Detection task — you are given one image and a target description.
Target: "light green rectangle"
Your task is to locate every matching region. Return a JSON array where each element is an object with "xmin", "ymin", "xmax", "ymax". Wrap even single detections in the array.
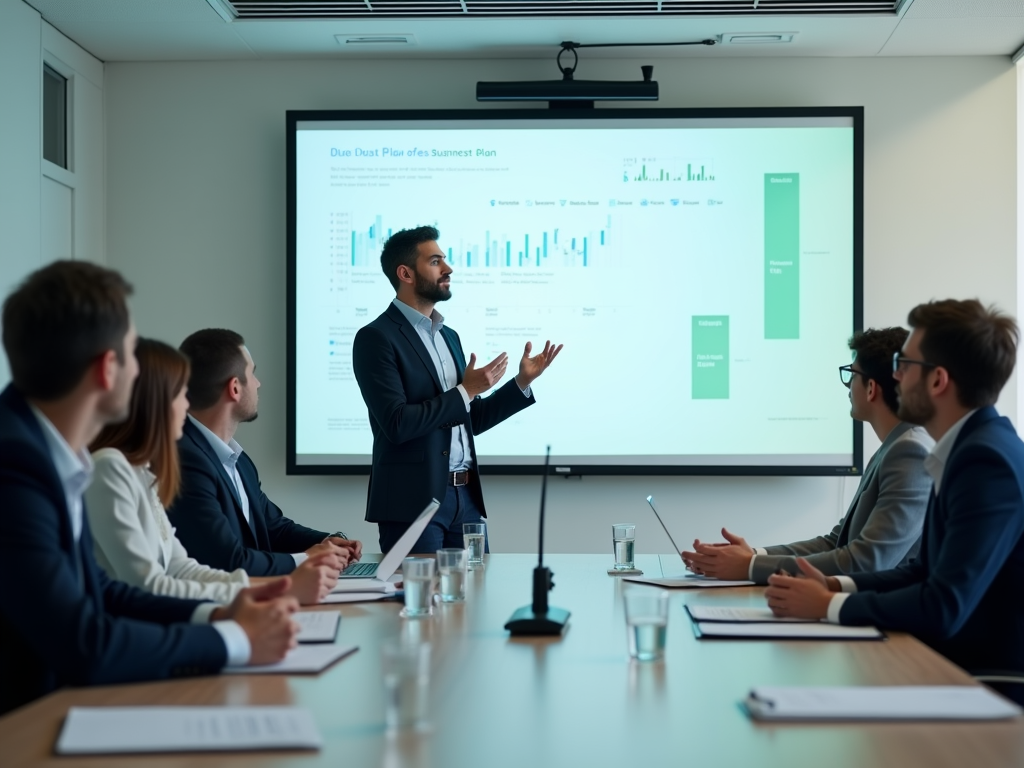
[
  {"xmin": 693, "ymin": 316, "xmax": 729, "ymax": 400},
  {"xmin": 764, "ymin": 173, "xmax": 800, "ymax": 339}
]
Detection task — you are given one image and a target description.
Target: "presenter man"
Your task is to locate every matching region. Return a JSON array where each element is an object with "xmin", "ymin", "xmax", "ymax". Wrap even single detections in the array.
[
  {"xmin": 170, "ymin": 329, "xmax": 361, "ymax": 579},
  {"xmin": 682, "ymin": 328, "xmax": 933, "ymax": 584},
  {"xmin": 353, "ymin": 226, "xmax": 562, "ymax": 552},
  {"xmin": 764, "ymin": 300, "xmax": 1024, "ymax": 690},
  {"xmin": 0, "ymin": 262, "xmax": 299, "ymax": 715}
]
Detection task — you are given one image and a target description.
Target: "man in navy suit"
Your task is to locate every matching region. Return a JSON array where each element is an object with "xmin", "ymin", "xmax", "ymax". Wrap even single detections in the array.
[
  {"xmin": 353, "ymin": 226, "xmax": 562, "ymax": 553},
  {"xmin": 0, "ymin": 262, "xmax": 299, "ymax": 715},
  {"xmin": 170, "ymin": 328, "xmax": 361, "ymax": 583},
  {"xmin": 765, "ymin": 299, "xmax": 1024, "ymax": 689}
]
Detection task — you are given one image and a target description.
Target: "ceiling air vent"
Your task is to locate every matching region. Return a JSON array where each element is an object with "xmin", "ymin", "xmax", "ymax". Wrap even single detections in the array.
[
  {"xmin": 336, "ymin": 33, "xmax": 417, "ymax": 45},
  {"xmin": 221, "ymin": 0, "xmax": 900, "ymax": 20}
]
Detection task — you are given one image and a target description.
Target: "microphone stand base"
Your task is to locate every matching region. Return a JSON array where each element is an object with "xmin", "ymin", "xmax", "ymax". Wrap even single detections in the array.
[{"xmin": 505, "ymin": 606, "xmax": 571, "ymax": 636}]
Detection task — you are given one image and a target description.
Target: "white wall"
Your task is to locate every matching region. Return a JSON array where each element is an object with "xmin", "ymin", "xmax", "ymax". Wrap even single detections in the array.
[
  {"xmin": 0, "ymin": 0, "xmax": 105, "ymax": 388},
  {"xmin": 103, "ymin": 55, "xmax": 1016, "ymax": 554}
]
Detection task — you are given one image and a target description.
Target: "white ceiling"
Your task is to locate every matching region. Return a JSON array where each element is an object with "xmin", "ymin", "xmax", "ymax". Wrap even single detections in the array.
[{"xmin": 23, "ymin": 0, "xmax": 1024, "ymax": 61}]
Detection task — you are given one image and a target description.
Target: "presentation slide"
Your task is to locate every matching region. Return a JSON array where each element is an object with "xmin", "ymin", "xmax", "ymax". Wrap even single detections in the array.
[{"xmin": 291, "ymin": 113, "xmax": 858, "ymax": 472}]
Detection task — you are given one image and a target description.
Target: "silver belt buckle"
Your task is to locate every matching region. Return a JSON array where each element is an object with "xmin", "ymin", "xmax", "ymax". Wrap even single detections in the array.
[{"xmin": 452, "ymin": 471, "xmax": 467, "ymax": 487}]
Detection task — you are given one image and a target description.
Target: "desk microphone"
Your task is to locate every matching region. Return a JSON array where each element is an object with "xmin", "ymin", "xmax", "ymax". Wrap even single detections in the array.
[{"xmin": 505, "ymin": 445, "xmax": 570, "ymax": 636}]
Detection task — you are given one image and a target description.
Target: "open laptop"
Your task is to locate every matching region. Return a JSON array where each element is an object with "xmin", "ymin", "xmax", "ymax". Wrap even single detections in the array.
[{"xmin": 336, "ymin": 499, "xmax": 441, "ymax": 581}]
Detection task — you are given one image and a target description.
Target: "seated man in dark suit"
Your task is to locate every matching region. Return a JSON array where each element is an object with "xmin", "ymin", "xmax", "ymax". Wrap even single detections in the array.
[
  {"xmin": 682, "ymin": 327, "xmax": 934, "ymax": 584},
  {"xmin": 765, "ymin": 299, "xmax": 1024, "ymax": 698},
  {"xmin": 0, "ymin": 262, "xmax": 299, "ymax": 715},
  {"xmin": 169, "ymin": 329, "xmax": 361, "ymax": 577}
]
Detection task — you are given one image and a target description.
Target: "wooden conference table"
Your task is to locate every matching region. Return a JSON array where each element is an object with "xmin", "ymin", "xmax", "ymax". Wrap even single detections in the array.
[{"xmin": 2, "ymin": 554, "xmax": 1023, "ymax": 768}]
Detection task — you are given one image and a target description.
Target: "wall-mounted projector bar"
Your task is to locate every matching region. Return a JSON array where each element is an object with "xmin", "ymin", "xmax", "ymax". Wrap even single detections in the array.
[{"xmin": 476, "ymin": 80, "xmax": 658, "ymax": 101}]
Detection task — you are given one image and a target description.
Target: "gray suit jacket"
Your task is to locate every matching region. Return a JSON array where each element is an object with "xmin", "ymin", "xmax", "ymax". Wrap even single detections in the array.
[{"xmin": 749, "ymin": 422, "xmax": 934, "ymax": 584}]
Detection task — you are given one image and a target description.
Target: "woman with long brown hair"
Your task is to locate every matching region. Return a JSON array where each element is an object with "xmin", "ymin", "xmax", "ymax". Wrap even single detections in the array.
[{"xmin": 85, "ymin": 338, "xmax": 334, "ymax": 603}]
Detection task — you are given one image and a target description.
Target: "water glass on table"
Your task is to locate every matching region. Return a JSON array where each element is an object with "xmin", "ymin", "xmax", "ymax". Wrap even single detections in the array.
[
  {"xmin": 401, "ymin": 557, "xmax": 435, "ymax": 618},
  {"xmin": 463, "ymin": 522, "xmax": 486, "ymax": 565},
  {"xmin": 436, "ymin": 548, "xmax": 468, "ymax": 602},
  {"xmin": 624, "ymin": 588, "xmax": 669, "ymax": 662},
  {"xmin": 381, "ymin": 640, "xmax": 431, "ymax": 733},
  {"xmin": 612, "ymin": 524, "xmax": 636, "ymax": 570}
]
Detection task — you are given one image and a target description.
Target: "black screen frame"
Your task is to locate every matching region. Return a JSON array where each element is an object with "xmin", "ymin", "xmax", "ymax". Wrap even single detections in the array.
[{"xmin": 286, "ymin": 106, "xmax": 864, "ymax": 477}]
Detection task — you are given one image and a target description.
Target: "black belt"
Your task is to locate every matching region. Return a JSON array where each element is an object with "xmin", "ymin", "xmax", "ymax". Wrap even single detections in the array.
[{"xmin": 448, "ymin": 470, "xmax": 472, "ymax": 487}]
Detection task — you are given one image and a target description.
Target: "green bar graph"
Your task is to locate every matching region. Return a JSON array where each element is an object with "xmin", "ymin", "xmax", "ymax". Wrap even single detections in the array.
[
  {"xmin": 764, "ymin": 173, "xmax": 800, "ymax": 339},
  {"xmin": 692, "ymin": 316, "xmax": 729, "ymax": 400}
]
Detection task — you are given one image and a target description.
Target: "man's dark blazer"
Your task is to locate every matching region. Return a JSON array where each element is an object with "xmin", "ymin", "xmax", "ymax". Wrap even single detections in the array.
[
  {"xmin": 0, "ymin": 385, "xmax": 227, "ymax": 715},
  {"xmin": 168, "ymin": 418, "xmax": 327, "ymax": 577},
  {"xmin": 840, "ymin": 407, "xmax": 1024, "ymax": 674},
  {"xmin": 352, "ymin": 302, "xmax": 535, "ymax": 524}
]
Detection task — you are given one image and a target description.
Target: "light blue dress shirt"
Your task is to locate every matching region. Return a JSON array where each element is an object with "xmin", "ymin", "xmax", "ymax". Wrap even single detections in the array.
[{"xmin": 30, "ymin": 406, "xmax": 251, "ymax": 665}]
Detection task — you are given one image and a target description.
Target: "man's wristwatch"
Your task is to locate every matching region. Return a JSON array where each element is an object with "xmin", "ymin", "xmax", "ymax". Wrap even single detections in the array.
[{"xmin": 329, "ymin": 531, "xmax": 349, "ymax": 540}]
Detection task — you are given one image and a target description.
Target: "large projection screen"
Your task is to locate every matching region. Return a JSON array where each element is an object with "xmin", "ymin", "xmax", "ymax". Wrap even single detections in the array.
[{"xmin": 287, "ymin": 108, "xmax": 863, "ymax": 476}]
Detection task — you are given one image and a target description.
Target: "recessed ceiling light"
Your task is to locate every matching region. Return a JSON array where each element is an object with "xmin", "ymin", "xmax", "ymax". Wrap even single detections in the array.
[
  {"xmin": 335, "ymin": 34, "xmax": 417, "ymax": 46},
  {"xmin": 722, "ymin": 33, "xmax": 798, "ymax": 45}
]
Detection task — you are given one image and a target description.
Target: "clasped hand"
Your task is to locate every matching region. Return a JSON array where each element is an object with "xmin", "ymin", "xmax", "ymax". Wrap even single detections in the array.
[{"xmin": 763, "ymin": 558, "xmax": 838, "ymax": 620}]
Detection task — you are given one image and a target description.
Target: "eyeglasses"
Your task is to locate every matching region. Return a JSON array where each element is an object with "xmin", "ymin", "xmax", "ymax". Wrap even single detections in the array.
[
  {"xmin": 838, "ymin": 364, "xmax": 865, "ymax": 388},
  {"xmin": 892, "ymin": 351, "xmax": 938, "ymax": 375}
]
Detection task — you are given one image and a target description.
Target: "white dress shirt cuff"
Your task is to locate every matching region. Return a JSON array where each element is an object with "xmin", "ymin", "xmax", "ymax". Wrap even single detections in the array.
[
  {"xmin": 190, "ymin": 603, "xmax": 252, "ymax": 666},
  {"xmin": 518, "ymin": 381, "xmax": 532, "ymax": 398},
  {"xmin": 835, "ymin": 575, "xmax": 858, "ymax": 593},
  {"xmin": 754, "ymin": 547, "xmax": 767, "ymax": 556},
  {"xmin": 748, "ymin": 555, "xmax": 757, "ymax": 580},
  {"xmin": 826, "ymin": 592, "xmax": 852, "ymax": 625},
  {"xmin": 292, "ymin": 553, "xmax": 308, "ymax": 567},
  {"xmin": 456, "ymin": 384, "xmax": 471, "ymax": 411}
]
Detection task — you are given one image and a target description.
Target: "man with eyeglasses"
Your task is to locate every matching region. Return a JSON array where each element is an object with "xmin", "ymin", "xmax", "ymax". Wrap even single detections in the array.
[
  {"xmin": 765, "ymin": 300, "xmax": 1024, "ymax": 700},
  {"xmin": 682, "ymin": 327, "xmax": 933, "ymax": 584}
]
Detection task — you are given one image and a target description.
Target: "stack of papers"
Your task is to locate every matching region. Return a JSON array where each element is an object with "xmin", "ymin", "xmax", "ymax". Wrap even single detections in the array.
[
  {"xmin": 624, "ymin": 576, "xmax": 755, "ymax": 589},
  {"xmin": 222, "ymin": 643, "xmax": 358, "ymax": 674},
  {"xmin": 694, "ymin": 622, "xmax": 883, "ymax": 640},
  {"xmin": 745, "ymin": 686, "xmax": 1022, "ymax": 721},
  {"xmin": 685, "ymin": 606, "xmax": 819, "ymax": 623},
  {"xmin": 294, "ymin": 611, "xmax": 341, "ymax": 643},
  {"xmin": 56, "ymin": 706, "xmax": 323, "ymax": 754}
]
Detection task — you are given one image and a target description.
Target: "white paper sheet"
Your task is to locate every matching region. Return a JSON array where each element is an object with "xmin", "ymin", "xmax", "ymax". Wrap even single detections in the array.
[
  {"xmin": 745, "ymin": 686, "xmax": 1022, "ymax": 721},
  {"xmin": 696, "ymin": 622, "xmax": 882, "ymax": 639},
  {"xmin": 625, "ymin": 576, "xmax": 755, "ymax": 589},
  {"xmin": 294, "ymin": 611, "xmax": 341, "ymax": 642},
  {"xmin": 329, "ymin": 577, "xmax": 399, "ymax": 594},
  {"xmin": 55, "ymin": 706, "xmax": 323, "ymax": 754},
  {"xmin": 686, "ymin": 606, "xmax": 819, "ymax": 623},
  {"xmin": 222, "ymin": 643, "xmax": 358, "ymax": 674}
]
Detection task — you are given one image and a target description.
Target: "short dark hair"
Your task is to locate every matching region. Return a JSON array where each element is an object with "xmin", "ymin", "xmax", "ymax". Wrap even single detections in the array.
[
  {"xmin": 907, "ymin": 299, "xmax": 1018, "ymax": 409},
  {"xmin": 849, "ymin": 327, "xmax": 909, "ymax": 414},
  {"xmin": 179, "ymin": 329, "xmax": 247, "ymax": 410},
  {"xmin": 2, "ymin": 260, "xmax": 133, "ymax": 400},
  {"xmin": 380, "ymin": 226, "xmax": 439, "ymax": 290}
]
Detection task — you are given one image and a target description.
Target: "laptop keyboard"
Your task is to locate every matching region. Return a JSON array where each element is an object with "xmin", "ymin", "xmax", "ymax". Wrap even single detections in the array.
[{"xmin": 341, "ymin": 561, "xmax": 378, "ymax": 577}]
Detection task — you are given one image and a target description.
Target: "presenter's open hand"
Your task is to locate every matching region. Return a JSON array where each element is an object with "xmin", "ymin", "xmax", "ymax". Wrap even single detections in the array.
[
  {"xmin": 288, "ymin": 554, "xmax": 341, "ymax": 605},
  {"xmin": 463, "ymin": 352, "xmax": 509, "ymax": 397},
  {"xmin": 214, "ymin": 577, "xmax": 300, "ymax": 665},
  {"xmin": 764, "ymin": 558, "xmax": 835, "ymax": 620},
  {"xmin": 515, "ymin": 340, "xmax": 564, "ymax": 390},
  {"xmin": 681, "ymin": 528, "xmax": 755, "ymax": 580}
]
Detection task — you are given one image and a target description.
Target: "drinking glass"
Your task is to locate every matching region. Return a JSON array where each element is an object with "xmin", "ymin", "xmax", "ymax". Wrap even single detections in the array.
[
  {"xmin": 463, "ymin": 522, "xmax": 486, "ymax": 565},
  {"xmin": 400, "ymin": 557, "xmax": 434, "ymax": 618},
  {"xmin": 624, "ymin": 588, "xmax": 669, "ymax": 661},
  {"xmin": 435, "ymin": 548, "xmax": 468, "ymax": 602},
  {"xmin": 612, "ymin": 524, "xmax": 636, "ymax": 570},
  {"xmin": 382, "ymin": 640, "xmax": 431, "ymax": 732}
]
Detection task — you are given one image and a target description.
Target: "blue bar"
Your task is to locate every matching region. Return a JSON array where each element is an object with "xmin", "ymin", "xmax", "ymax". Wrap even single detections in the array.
[
  {"xmin": 518, "ymin": 251, "xmax": 523, "ymax": 267},
  {"xmin": 583, "ymin": 237, "xmax": 588, "ymax": 267},
  {"xmin": 351, "ymin": 231, "xmax": 356, "ymax": 266},
  {"xmin": 387, "ymin": 228, "xmax": 392, "ymax": 238},
  {"xmin": 543, "ymin": 232, "xmax": 548, "ymax": 258},
  {"xmin": 369, "ymin": 225, "xmax": 374, "ymax": 239},
  {"xmin": 506, "ymin": 242, "xmax": 511, "ymax": 267},
  {"xmin": 525, "ymin": 235, "xmax": 529, "ymax": 266},
  {"xmin": 536, "ymin": 247, "xmax": 540, "ymax": 266},
  {"xmin": 571, "ymin": 238, "xmax": 576, "ymax": 250},
  {"xmin": 600, "ymin": 230, "xmax": 605, "ymax": 245},
  {"xmin": 448, "ymin": 247, "xmax": 452, "ymax": 261},
  {"xmin": 554, "ymin": 228, "xmax": 559, "ymax": 246},
  {"xmin": 467, "ymin": 251, "xmax": 471, "ymax": 268}
]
